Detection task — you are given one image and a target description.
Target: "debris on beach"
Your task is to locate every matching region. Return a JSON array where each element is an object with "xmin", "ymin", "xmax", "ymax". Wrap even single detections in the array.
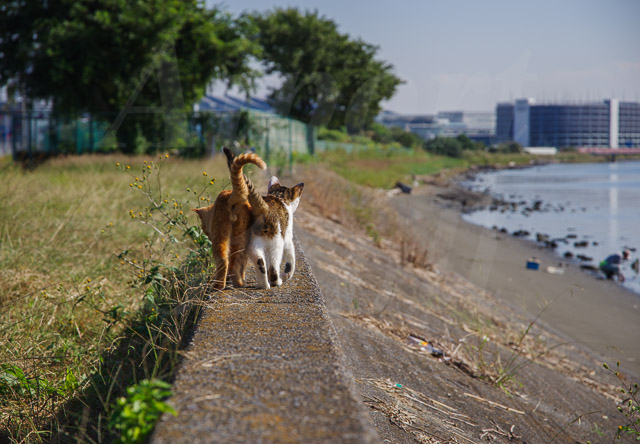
[
  {"xmin": 526, "ymin": 258, "xmax": 540, "ymax": 270},
  {"xmin": 387, "ymin": 181, "xmax": 413, "ymax": 197},
  {"xmin": 546, "ymin": 266, "xmax": 565, "ymax": 275},
  {"xmin": 395, "ymin": 181, "xmax": 413, "ymax": 194},
  {"xmin": 536, "ymin": 233, "xmax": 550, "ymax": 243},
  {"xmin": 408, "ymin": 335, "xmax": 444, "ymax": 357}
]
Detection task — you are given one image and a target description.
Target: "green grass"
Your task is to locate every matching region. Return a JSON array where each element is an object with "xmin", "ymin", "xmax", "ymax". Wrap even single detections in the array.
[
  {"xmin": 319, "ymin": 147, "xmax": 467, "ymax": 189},
  {"xmin": 317, "ymin": 145, "xmax": 619, "ymax": 190},
  {"xmin": 0, "ymin": 153, "xmax": 240, "ymax": 441}
]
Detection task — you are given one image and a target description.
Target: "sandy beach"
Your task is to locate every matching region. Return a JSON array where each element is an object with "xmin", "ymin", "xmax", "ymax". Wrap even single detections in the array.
[{"xmin": 389, "ymin": 181, "xmax": 640, "ymax": 377}]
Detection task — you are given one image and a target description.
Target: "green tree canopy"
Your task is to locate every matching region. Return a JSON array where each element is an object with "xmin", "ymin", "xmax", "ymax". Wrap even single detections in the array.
[
  {"xmin": 248, "ymin": 8, "xmax": 402, "ymax": 132},
  {"xmin": 0, "ymin": 0, "xmax": 258, "ymax": 148}
]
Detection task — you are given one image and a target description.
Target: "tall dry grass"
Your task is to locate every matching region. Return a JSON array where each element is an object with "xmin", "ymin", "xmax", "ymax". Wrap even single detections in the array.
[
  {"xmin": 295, "ymin": 164, "xmax": 431, "ymax": 269},
  {"xmin": 0, "ymin": 153, "xmax": 243, "ymax": 441}
]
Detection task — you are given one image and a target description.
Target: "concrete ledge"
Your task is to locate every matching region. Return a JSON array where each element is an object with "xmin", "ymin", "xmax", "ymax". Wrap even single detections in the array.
[{"xmin": 151, "ymin": 238, "xmax": 378, "ymax": 443}]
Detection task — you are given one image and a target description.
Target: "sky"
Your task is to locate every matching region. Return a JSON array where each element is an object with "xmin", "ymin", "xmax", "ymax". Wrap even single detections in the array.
[{"xmin": 211, "ymin": 0, "xmax": 640, "ymax": 115}]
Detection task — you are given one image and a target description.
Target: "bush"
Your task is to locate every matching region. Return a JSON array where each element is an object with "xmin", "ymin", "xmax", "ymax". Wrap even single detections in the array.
[
  {"xmin": 317, "ymin": 127, "xmax": 351, "ymax": 142},
  {"xmin": 423, "ymin": 136, "xmax": 463, "ymax": 158},
  {"xmin": 391, "ymin": 127, "xmax": 423, "ymax": 148},
  {"xmin": 369, "ymin": 122, "xmax": 393, "ymax": 144},
  {"xmin": 489, "ymin": 141, "xmax": 523, "ymax": 154}
]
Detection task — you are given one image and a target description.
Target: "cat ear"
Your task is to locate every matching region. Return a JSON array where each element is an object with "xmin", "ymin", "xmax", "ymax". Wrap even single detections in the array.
[
  {"xmin": 293, "ymin": 183, "xmax": 304, "ymax": 197},
  {"xmin": 268, "ymin": 176, "xmax": 280, "ymax": 191}
]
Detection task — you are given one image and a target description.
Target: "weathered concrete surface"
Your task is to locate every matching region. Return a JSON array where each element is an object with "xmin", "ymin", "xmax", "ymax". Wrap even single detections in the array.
[{"xmin": 151, "ymin": 239, "xmax": 378, "ymax": 444}]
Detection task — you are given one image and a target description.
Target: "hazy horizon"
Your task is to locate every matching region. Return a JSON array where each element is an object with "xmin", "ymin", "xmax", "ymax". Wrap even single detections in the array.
[{"xmin": 211, "ymin": 0, "xmax": 640, "ymax": 115}]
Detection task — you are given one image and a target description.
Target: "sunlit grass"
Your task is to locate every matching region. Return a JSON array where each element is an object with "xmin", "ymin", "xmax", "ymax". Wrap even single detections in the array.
[
  {"xmin": 319, "ymin": 148, "xmax": 467, "ymax": 189},
  {"xmin": 0, "ymin": 153, "xmax": 233, "ymax": 440}
]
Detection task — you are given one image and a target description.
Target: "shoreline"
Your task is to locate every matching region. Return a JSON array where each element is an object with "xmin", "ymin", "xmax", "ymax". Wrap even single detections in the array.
[
  {"xmin": 296, "ymin": 163, "xmax": 637, "ymax": 442},
  {"xmin": 456, "ymin": 161, "xmax": 640, "ymax": 296},
  {"xmin": 387, "ymin": 179, "xmax": 640, "ymax": 377}
]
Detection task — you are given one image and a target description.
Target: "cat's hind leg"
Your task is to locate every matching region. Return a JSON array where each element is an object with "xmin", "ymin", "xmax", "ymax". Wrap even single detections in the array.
[
  {"xmin": 211, "ymin": 227, "xmax": 231, "ymax": 290},
  {"xmin": 211, "ymin": 252, "xmax": 229, "ymax": 290},
  {"xmin": 267, "ymin": 238, "xmax": 284, "ymax": 287},
  {"xmin": 282, "ymin": 239, "xmax": 296, "ymax": 281},
  {"xmin": 250, "ymin": 248, "xmax": 270, "ymax": 289},
  {"xmin": 229, "ymin": 223, "xmax": 249, "ymax": 287}
]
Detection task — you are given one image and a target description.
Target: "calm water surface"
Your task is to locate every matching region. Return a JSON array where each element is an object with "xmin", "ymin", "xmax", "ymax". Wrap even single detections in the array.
[{"xmin": 463, "ymin": 160, "xmax": 640, "ymax": 295}]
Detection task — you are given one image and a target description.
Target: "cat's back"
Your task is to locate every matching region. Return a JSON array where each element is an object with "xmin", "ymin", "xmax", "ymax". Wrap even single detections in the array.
[{"xmin": 253, "ymin": 195, "xmax": 289, "ymax": 238}]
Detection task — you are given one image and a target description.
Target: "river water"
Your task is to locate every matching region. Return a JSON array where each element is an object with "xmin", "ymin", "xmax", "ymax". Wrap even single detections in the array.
[{"xmin": 462, "ymin": 160, "xmax": 640, "ymax": 295}]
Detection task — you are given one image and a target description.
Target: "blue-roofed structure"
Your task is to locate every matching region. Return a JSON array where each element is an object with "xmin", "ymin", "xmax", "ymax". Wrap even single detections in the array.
[{"xmin": 197, "ymin": 94, "xmax": 274, "ymax": 114}]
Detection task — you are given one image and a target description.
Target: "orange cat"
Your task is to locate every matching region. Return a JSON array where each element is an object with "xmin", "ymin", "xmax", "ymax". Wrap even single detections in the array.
[{"xmin": 192, "ymin": 148, "xmax": 266, "ymax": 289}]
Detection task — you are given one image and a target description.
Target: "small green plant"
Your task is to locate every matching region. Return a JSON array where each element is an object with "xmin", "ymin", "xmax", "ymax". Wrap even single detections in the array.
[
  {"xmin": 603, "ymin": 361, "xmax": 640, "ymax": 440},
  {"xmin": 110, "ymin": 379, "xmax": 177, "ymax": 443}
]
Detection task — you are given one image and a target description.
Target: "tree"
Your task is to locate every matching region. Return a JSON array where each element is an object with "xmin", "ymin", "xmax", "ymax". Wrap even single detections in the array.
[
  {"xmin": 248, "ymin": 8, "xmax": 402, "ymax": 132},
  {"xmin": 0, "ymin": 0, "xmax": 259, "ymax": 151}
]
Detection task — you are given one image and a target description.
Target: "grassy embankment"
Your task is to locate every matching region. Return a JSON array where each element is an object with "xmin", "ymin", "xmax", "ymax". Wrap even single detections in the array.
[
  {"xmin": 317, "ymin": 146, "xmax": 610, "ymax": 189},
  {"xmin": 0, "ymin": 154, "xmax": 234, "ymax": 441}
]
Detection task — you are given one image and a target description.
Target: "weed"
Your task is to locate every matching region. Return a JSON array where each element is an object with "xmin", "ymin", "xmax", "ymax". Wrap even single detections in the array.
[
  {"xmin": 400, "ymin": 236, "xmax": 431, "ymax": 270},
  {"xmin": 109, "ymin": 379, "xmax": 176, "ymax": 444},
  {"xmin": 603, "ymin": 361, "xmax": 640, "ymax": 440}
]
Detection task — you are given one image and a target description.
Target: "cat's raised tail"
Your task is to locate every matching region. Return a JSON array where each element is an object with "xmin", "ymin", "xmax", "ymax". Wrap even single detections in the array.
[{"xmin": 223, "ymin": 147, "xmax": 267, "ymax": 205}]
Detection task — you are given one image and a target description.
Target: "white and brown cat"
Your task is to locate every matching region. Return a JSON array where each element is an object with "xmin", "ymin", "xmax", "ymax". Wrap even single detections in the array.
[{"xmin": 245, "ymin": 175, "xmax": 304, "ymax": 289}]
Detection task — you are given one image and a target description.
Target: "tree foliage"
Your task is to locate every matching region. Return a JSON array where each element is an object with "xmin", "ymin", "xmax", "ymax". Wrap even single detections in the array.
[
  {"xmin": 369, "ymin": 123, "xmax": 423, "ymax": 148},
  {"xmin": 249, "ymin": 8, "xmax": 403, "ymax": 132},
  {"xmin": 0, "ymin": 0, "xmax": 259, "ymax": 151}
]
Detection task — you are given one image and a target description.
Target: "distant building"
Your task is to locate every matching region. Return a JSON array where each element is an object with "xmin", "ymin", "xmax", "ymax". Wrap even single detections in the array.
[
  {"xmin": 376, "ymin": 110, "xmax": 495, "ymax": 144},
  {"xmin": 197, "ymin": 94, "xmax": 274, "ymax": 114},
  {"xmin": 497, "ymin": 98, "xmax": 640, "ymax": 148},
  {"xmin": 495, "ymin": 103, "xmax": 514, "ymax": 143}
]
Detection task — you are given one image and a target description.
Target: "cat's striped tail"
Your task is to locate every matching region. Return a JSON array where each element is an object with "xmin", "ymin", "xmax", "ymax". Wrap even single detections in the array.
[
  {"xmin": 224, "ymin": 147, "xmax": 266, "ymax": 203},
  {"xmin": 246, "ymin": 175, "xmax": 270, "ymax": 216}
]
